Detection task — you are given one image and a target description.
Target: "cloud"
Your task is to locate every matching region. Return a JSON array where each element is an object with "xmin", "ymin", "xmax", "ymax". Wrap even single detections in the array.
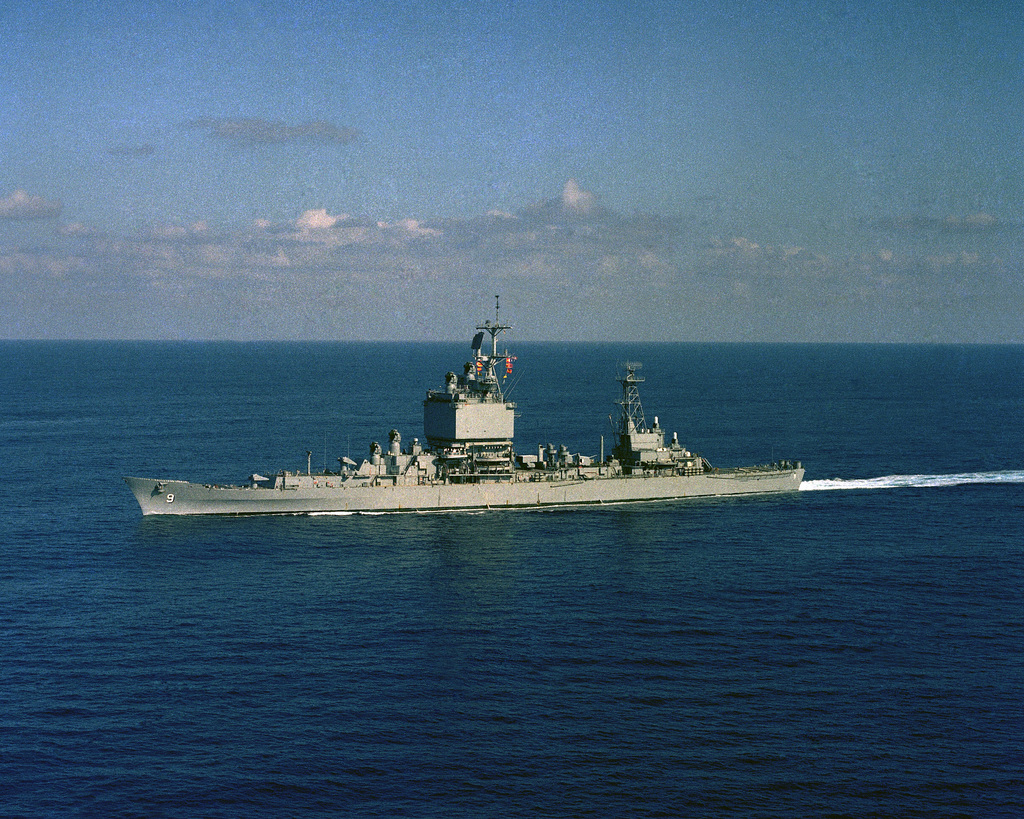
[
  {"xmin": 561, "ymin": 179, "xmax": 596, "ymax": 214},
  {"xmin": 869, "ymin": 212, "xmax": 1014, "ymax": 234},
  {"xmin": 147, "ymin": 222, "xmax": 210, "ymax": 241},
  {"xmin": 183, "ymin": 117, "xmax": 361, "ymax": 147},
  {"xmin": 389, "ymin": 218, "xmax": 442, "ymax": 238},
  {"xmin": 259, "ymin": 210, "xmax": 444, "ymax": 247},
  {"xmin": 705, "ymin": 235, "xmax": 828, "ymax": 270},
  {"xmin": 522, "ymin": 179, "xmax": 607, "ymax": 221},
  {"xmin": 107, "ymin": 144, "xmax": 157, "ymax": 157},
  {"xmin": 295, "ymin": 208, "xmax": 348, "ymax": 231},
  {"xmin": 57, "ymin": 222, "xmax": 106, "ymax": 238},
  {"xmin": 0, "ymin": 190, "xmax": 62, "ymax": 220},
  {"xmin": 2, "ymin": 183, "xmax": 1020, "ymax": 342}
]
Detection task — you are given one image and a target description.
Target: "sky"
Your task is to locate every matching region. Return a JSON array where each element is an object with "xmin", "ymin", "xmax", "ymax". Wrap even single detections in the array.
[{"xmin": 1, "ymin": 0, "xmax": 1021, "ymax": 341}]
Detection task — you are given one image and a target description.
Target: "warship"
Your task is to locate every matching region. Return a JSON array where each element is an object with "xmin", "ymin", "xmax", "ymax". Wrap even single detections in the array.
[{"xmin": 125, "ymin": 305, "xmax": 803, "ymax": 515}]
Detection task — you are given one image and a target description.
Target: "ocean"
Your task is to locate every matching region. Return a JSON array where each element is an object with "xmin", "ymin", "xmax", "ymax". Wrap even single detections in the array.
[{"xmin": 2, "ymin": 341, "xmax": 1022, "ymax": 817}]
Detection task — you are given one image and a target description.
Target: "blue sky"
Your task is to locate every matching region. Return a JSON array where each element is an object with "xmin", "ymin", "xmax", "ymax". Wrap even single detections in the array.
[{"xmin": 1, "ymin": 0, "xmax": 1021, "ymax": 340}]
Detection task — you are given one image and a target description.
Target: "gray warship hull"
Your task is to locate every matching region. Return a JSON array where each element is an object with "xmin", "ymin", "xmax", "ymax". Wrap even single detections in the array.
[
  {"xmin": 125, "ymin": 303, "xmax": 804, "ymax": 517},
  {"xmin": 125, "ymin": 466, "xmax": 803, "ymax": 516}
]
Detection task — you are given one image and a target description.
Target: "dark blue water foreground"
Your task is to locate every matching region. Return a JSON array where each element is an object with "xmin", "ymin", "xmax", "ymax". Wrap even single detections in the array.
[{"xmin": 2, "ymin": 342, "xmax": 1023, "ymax": 817}]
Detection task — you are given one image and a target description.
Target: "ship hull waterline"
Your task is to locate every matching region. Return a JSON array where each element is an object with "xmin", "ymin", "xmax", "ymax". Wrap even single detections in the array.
[{"xmin": 125, "ymin": 468, "xmax": 804, "ymax": 516}]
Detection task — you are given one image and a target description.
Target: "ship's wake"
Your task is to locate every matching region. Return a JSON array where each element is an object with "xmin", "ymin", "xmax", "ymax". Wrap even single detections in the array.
[{"xmin": 800, "ymin": 470, "xmax": 1024, "ymax": 492}]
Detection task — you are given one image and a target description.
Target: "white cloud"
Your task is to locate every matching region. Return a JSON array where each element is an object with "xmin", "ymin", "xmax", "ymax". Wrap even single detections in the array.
[
  {"xmin": 561, "ymin": 179, "xmax": 596, "ymax": 214},
  {"xmin": 296, "ymin": 208, "xmax": 347, "ymax": 231},
  {"xmin": 0, "ymin": 189, "xmax": 62, "ymax": 220},
  {"xmin": 3, "ymin": 183, "xmax": 1018, "ymax": 342},
  {"xmin": 57, "ymin": 222, "xmax": 104, "ymax": 237},
  {"xmin": 394, "ymin": 218, "xmax": 441, "ymax": 238}
]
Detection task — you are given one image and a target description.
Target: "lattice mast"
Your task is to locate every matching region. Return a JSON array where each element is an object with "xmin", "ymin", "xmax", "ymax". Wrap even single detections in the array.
[{"xmin": 617, "ymin": 362, "xmax": 647, "ymax": 435}]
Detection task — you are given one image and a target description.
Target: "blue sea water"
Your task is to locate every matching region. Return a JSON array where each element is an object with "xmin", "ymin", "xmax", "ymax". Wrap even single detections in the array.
[{"xmin": 2, "ymin": 341, "xmax": 1023, "ymax": 817}]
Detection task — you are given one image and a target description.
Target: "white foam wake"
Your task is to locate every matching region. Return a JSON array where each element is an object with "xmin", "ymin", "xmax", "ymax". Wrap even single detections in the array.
[{"xmin": 800, "ymin": 470, "xmax": 1024, "ymax": 491}]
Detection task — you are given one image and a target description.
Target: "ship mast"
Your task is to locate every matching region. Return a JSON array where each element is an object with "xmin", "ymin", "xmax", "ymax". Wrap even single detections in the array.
[
  {"xmin": 472, "ymin": 294, "xmax": 513, "ymax": 398},
  {"xmin": 478, "ymin": 294, "xmax": 511, "ymax": 357},
  {"xmin": 617, "ymin": 362, "xmax": 647, "ymax": 435},
  {"xmin": 613, "ymin": 361, "xmax": 665, "ymax": 469}
]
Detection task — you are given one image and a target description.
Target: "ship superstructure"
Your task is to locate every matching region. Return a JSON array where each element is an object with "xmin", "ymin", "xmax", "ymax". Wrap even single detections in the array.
[
  {"xmin": 612, "ymin": 362, "xmax": 707, "ymax": 477},
  {"xmin": 423, "ymin": 313, "xmax": 516, "ymax": 483},
  {"xmin": 125, "ymin": 303, "xmax": 803, "ymax": 515}
]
